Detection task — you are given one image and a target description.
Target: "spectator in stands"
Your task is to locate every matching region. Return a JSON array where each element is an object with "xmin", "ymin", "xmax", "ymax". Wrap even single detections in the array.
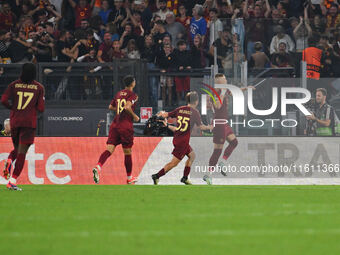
[
  {"xmin": 326, "ymin": 3, "xmax": 340, "ymax": 31},
  {"xmin": 67, "ymin": 0, "xmax": 95, "ymax": 28},
  {"xmin": 79, "ymin": 18, "xmax": 90, "ymax": 31},
  {"xmin": 134, "ymin": 0, "xmax": 153, "ymax": 33},
  {"xmin": 0, "ymin": 2, "xmax": 16, "ymax": 31},
  {"xmin": 156, "ymin": 43, "xmax": 175, "ymax": 106},
  {"xmin": 311, "ymin": 14, "xmax": 327, "ymax": 35},
  {"xmin": 107, "ymin": 0, "xmax": 126, "ymax": 33},
  {"xmin": 208, "ymin": 8, "xmax": 223, "ymax": 47},
  {"xmin": 190, "ymin": 4, "xmax": 207, "ymax": 43},
  {"xmin": 141, "ymin": 34, "xmax": 158, "ymax": 107},
  {"xmin": 56, "ymin": 30, "xmax": 74, "ymax": 62},
  {"xmin": 0, "ymin": 30, "xmax": 11, "ymax": 64},
  {"xmin": 249, "ymin": 41, "xmax": 270, "ymax": 69},
  {"xmin": 231, "ymin": 8, "xmax": 245, "ymax": 52},
  {"xmin": 77, "ymin": 48, "xmax": 102, "ymax": 98},
  {"xmin": 209, "ymin": 27, "xmax": 233, "ymax": 69},
  {"xmin": 112, "ymin": 39, "xmax": 126, "ymax": 59},
  {"xmin": 271, "ymin": 42, "xmax": 293, "ymax": 68},
  {"xmin": 8, "ymin": 31, "xmax": 33, "ymax": 63},
  {"xmin": 35, "ymin": 31, "xmax": 54, "ymax": 62},
  {"xmin": 293, "ymin": 16, "xmax": 313, "ymax": 53},
  {"xmin": 98, "ymin": 0, "xmax": 112, "ymax": 25},
  {"xmin": 270, "ymin": 25, "xmax": 295, "ymax": 55},
  {"xmin": 151, "ymin": 20, "xmax": 169, "ymax": 53},
  {"xmin": 165, "ymin": 12, "xmax": 185, "ymax": 47},
  {"xmin": 202, "ymin": 0, "xmax": 216, "ymax": 18},
  {"xmin": 243, "ymin": 0, "xmax": 271, "ymax": 60},
  {"xmin": 190, "ymin": 34, "xmax": 207, "ymax": 68},
  {"xmin": 97, "ymin": 32, "xmax": 113, "ymax": 62},
  {"xmin": 125, "ymin": 39, "xmax": 140, "ymax": 59},
  {"xmin": 173, "ymin": 40, "xmax": 191, "ymax": 104},
  {"xmin": 125, "ymin": 9, "xmax": 144, "ymax": 36},
  {"xmin": 154, "ymin": 0, "xmax": 172, "ymax": 21},
  {"xmin": 176, "ymin": 4, "xmax": 191, "ymax": 29},
  {"xmin": 119, "ymin": 22, "xmax": 143, "ymax": 50}
]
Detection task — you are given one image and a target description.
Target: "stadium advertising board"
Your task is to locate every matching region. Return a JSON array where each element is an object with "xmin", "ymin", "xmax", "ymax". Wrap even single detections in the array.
[{"xmin": 1, "ymin": 137, "xmax": 339, "ymax": 185}]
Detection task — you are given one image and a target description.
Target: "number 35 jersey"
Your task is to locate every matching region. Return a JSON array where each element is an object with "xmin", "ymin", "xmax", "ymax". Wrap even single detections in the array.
[
  {"xmin": 168, "ymin": 106, "xmax": 202, "ymax": 146},
  {"xmin": 1, "ymin": 79, "xmax": 45, "ymax": 129},
  {"xmin": 110, "ymin": 89, "xmax": 138, "ymax": 130}
]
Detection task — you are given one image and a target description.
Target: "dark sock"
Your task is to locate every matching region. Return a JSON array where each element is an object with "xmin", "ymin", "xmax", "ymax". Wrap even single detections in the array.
[
  {"xmin": 209, "ymin": 148, "xmax": 222, "ymax": 167},
  {"xmin": 12, "ymin": 153, "xmax": 26, "ymax": 179},
  {"xmin": 124, "ymin": 154, "xmax": 132, "ymax": 176},
  {"xmin": 98, "ymin": 150, "xmax": 111, "ymax": 167},
  {"xmin": 223, "ymin": 139, "xmax": 238, "ymax": 160},
  {"xmin": 8, "ymin": 149, "xmax": 17, "ymax": 162},
  {"xmin": 183, "ymin": 166, "xmax": 191, "ymax": 177},
  {"xmin": 156, "ymin": 168, "xmax": 166, "ymax": 178}
]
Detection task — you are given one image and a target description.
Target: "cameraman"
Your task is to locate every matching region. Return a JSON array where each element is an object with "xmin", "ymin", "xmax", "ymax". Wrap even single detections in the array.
[{"xmin": 306, "ymin": 88, "xmax": 335, "ymax": 136}]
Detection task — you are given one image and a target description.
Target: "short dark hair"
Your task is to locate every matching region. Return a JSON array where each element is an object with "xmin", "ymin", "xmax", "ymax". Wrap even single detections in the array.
[
  {"xmin": 316, "ymin": 88, "xmax": 327, "ymax": 96},
  {"xmin": 215, "ymin": 73, "xmax": 225, "ymax": 79},
  {"xmin": 185, "ymin": 91, "xmax": 199, "ymax": 104},
  {"xmin": 209, "ymin": 8, "xmax": 218, "ymax": 14},
  {"xmin": 123, "ymin": 75, "xmax": 135, "ymax": 87},
  {"xmin": 177, "ymin": 40, "xmax": 186, "ymax": 47},
  {"xmin": 20, "ymin": 63, "xmax": 36, "ymax": 83}
]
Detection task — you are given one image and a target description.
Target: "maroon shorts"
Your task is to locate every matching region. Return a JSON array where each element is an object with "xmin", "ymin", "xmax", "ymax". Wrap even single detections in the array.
[
  {"xmin": 213, "ymin": 124, "xmax": 234, "ymax": 144},
  {"xmin": 107, "ymin": 126, "xmax": 134, "ymax": 148},
  {"xmin": 11, "ymin": 127, "xmax": 36, "ymax": 145},
  {"xmin": 172, "ymin": 143, "xmax": 192, "ymax": 160}
]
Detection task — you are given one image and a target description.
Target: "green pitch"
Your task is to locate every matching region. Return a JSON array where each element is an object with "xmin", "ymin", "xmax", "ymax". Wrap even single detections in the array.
[{"xmin": 1, "ymin": 185, "xmax": 340, "ymax": 254}]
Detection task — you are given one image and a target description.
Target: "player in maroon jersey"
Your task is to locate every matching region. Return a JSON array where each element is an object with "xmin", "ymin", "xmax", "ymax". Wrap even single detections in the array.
[
  {"xmin": 203, "ymin": 73, "xmax": 254, "ymax": 185},
  {"xmin": 92, "ymin": 75, "xmax": 140, "ymax": 184},
  {"xmin": 1, "ymin": 63, "xmax": 45, "ymax": 190},
  {"xmin": 151, "ymin": 91, "xmax": 212, "ymax": 185}
]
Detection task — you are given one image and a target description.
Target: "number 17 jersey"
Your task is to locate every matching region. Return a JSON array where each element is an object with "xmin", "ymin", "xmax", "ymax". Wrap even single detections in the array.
[
  {"xmin": 110, "ymin": 89, "xmax": 138, "ymax": 130},
  {"xmin": 1, "ymin": 79, "xmax": 45, "ymax": 129}
]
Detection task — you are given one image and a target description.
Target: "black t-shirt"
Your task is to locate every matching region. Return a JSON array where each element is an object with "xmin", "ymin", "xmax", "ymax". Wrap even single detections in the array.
[
  {"xmin": 8, "ymin": 40, "xmax": 30, "ymax": 63},
  {"xmin": 56, "ymin": 40, "xmax": 71, "ymax": 62},
  {"xmin": 36, "ymin": 43, "xmax": 52, "ymax": 62}
]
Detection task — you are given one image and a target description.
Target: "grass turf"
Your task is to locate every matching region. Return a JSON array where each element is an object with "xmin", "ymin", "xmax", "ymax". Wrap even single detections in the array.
[{"xmin": 1, "ymin": 185, "xmax": 340, "ymax": 254}]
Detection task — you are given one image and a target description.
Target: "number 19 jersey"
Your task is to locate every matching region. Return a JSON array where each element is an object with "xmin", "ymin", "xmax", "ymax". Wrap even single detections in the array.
[{"xmin": 110, "ymin": 89, "xmax": 138, "ymax": 130}]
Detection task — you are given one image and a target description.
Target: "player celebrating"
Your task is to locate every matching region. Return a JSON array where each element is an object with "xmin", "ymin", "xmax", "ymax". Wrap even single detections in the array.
[
  {"xmin": 1, "ymin": 63, "xmax": 45, "ymax": 190},
  {"xmin": 203, "ymin": 73, "xmax": 254, "ymax": 185},
  {"xmin": 92, "ymin": 75, "xmax": 140, "ymax": 184},
  {"xmin": 1, "ymin": 119, "xmax": 18, "ymax": 180},
  {"xmin": 152, "ymin": 91, "xmax": 211, "ymax": 185}
]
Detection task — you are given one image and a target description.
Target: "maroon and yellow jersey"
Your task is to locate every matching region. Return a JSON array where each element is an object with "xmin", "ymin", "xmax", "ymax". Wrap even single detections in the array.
[
  {"xmin": 1, "ymin": 79, "xmax": 45, "ymax": 129},
  {"xmin": 110, "ymin": 89, "xmax": 138, "ymax": 130},
  {"xmin": 168, "ymin": 106, "xmax": 202, "ymax": 146}
]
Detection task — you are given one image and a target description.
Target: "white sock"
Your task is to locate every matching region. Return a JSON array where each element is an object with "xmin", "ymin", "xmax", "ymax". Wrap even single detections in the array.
[
  {"xmin": 9, "ymin": 177, "xmax": 16, "ymax": 184},
  {"xmin": 96, "ymin": 165, "xmax": 101, "ymax": 171},
  {"xmin": 127, "ymin": 176, "xmax": 132, "ymax": 180}
]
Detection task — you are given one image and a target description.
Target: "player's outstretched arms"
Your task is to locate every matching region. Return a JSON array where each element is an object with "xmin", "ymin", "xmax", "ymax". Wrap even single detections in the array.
[{"xmin": 124, "ymin": 101, "xmax": 140, "ymax": 122}]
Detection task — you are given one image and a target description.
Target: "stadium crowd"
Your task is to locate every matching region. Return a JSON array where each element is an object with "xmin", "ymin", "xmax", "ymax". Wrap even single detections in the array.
[{"xmin": 1, "ymin": 0, "xmax": 340, "ymax": 104}]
